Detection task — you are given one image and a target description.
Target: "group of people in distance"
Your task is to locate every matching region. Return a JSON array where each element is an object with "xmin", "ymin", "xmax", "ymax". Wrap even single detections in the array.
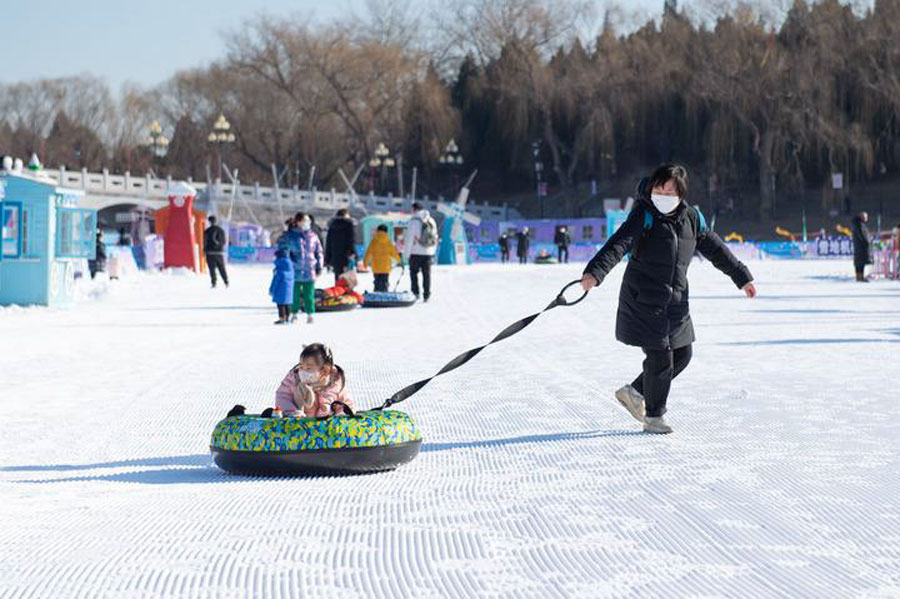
[
  {"xmin": 498, "ymin": 225, "xmax": 573, "ymax": 265},
  {"xmin": 267, "ymin": 202, "xmax": 439, "ymax": 325}
]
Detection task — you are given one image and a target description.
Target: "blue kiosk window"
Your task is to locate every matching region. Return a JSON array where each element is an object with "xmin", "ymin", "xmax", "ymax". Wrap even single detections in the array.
[
  {"xmin": 2, "ymin": 201, "xmax": 23, "ymax": 258},
  {"xmin": 56, "ymin": 208, "xmax": 97, "ymax": 259}
]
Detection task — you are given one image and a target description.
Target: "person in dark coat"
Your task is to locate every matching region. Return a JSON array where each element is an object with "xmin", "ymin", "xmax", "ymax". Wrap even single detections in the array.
[
  {"xmin": 580, "ymin": 164, "xmax": 756, "ymax": 434},
  {"xmin": 498, "ymin": 233, "xmax": 510, "ymax": 263},
  {"xmin": 850, "ymin": 212, "xmax": 872, "ymax": 282},
  {"xmin": 203, "ymin": 215, "xmax": 229, "ymax": 288},
  {"xmin": 516, "ymin": 228, "xmax": 530, "ymax": 264},
  {"xmin": 88, "ymin": 229, "xmax": 107, "ymax": 279},
  {"xmin": 554, "ymin": 226, "xmax": 572, "ymax": 263},
  {"xmin": 325, "ymin": 209, "xmax": 356, "ymax": 284}
]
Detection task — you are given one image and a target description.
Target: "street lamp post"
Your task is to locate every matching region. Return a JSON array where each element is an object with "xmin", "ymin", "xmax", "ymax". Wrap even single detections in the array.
[
  {"xmin": 141, "ymin": 120, "xmax": 169, "ymax": 174},
  {"xmin": 532, "ymin": 140, "xmax": 544, "ymax": 218},
  {"xmin": 207, "ymin": 114, "xmax": 235, "ymax": 182},
  {"xmin": 368, "ymin": 142, "xmax": 395, "ymax": 195},
  {"xmin": 439, "ymin": 139, "xmax": 464, "ymax": 199}
]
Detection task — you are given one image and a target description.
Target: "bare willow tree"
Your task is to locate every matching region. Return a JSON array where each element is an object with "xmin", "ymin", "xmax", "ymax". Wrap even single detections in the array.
[
  {"xmin": 223, "ymin": 15, "xmax": 427, "ymax": 187},
  {"xmin": 0, "ymin": 76, "xmax": 115, "ymax": 167},
  {"xmin": 435, "ymin": 0, "xmax": 593, "ymax": 67}
]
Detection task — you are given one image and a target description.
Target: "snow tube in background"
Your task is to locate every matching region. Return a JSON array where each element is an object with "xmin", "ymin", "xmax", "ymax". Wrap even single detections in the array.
[
  {"xmin": 362, "ymin": 290, "xmax": 417, "ymax": 308},
  {"xmin": 210, "ymin": 410, "xmax": 422, "ymax": 475},
  {"xmin": 314, "ymin": 290, "xmax": 362, "ymax": 312},
  {"xmin": 534, "ymin": 255, "xmax": 558, "ymax": 265}
]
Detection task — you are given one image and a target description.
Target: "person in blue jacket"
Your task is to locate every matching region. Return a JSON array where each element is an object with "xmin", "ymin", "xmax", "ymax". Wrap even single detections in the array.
[{"xmin": 269, "ymin": 248, "xmax": 295, "ymax": 325}]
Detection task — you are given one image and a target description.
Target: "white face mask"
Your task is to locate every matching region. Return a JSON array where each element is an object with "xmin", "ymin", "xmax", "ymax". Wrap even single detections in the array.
[
  {"xmin": 296, "ymin": 369, "xmax": 320, "ymax": 384},
  {"xmin": 651, "ymin": 194, "xmax": 680, "ymax": 215},
  {"xmin": 299, "ymin": 220, "xmax": 311, "ymax": 231}
]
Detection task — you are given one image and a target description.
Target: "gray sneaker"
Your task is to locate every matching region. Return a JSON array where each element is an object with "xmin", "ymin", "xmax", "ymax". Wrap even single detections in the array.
[
  {"xmin": 614, "ymin": 385, "xmax": 645, "ymax": 423},
  {"xmin": 643, "ymin": 416, "xmax": 673, "ymax": 434}
]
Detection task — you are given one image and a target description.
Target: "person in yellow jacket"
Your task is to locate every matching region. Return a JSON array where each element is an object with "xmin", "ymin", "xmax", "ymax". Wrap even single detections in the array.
[{"xmin": 363, "ymin": 224, "xmax": 402, "ymax": 291}]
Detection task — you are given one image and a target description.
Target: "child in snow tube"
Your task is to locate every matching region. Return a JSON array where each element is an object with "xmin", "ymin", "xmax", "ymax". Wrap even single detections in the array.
[
  {"xmin": 275, "ymin": 343, "xmax": 353, "ymax": 417},
  {"xmin": 316, "ymin": 271, "xmax": 363, "ymax": 310},
  {"xmin": 211, "ymin": 342, "xmax": 420, "ymax": 475}
]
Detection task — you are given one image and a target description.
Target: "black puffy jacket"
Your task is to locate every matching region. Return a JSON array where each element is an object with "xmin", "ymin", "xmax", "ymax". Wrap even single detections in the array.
[
  {"xmin": 516, "ymin": 232, "xmax": 530, "ymax": 256},
  {"xmin": 325, "ymin": 217, "xmax": 355, "ymax": 268},
  {"xmin": 203, "ymin": 225, "xmax": 227, "ymax": 253},
  {"xmin": 584, "ymin": 199, "xmax": 752, "ymax": 350}
]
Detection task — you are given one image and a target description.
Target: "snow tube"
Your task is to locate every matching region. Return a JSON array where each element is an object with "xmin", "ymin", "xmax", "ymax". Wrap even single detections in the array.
[
  {"xmin": 362, "ymin": 290, "xmax": 417, "ymax": 308},
  {"xmin": 534, "ymin": 255, "xmax": 558, "ymax": 264},
  {"xmin": 210, "ymin": 410, "xmax": 422, "ymax": 475},
  {"xmin": 314, "ymin": 290, "xmax": 362, "ymax": 312}
]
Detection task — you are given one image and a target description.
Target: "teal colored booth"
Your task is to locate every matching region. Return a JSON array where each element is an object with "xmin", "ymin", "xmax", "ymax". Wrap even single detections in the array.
[
  {"xmin": 359, "ymin": 213, "xmax": 409, "ymax": 253},
  {"xmin": 0, "ymin": 171, "xmax": 96, "ymax": 306}
]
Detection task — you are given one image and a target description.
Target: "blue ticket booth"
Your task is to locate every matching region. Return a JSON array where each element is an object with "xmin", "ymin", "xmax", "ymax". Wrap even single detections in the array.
[{"xmin": 0, "ymin": 172, "xmax": 96, "ymax": 306}]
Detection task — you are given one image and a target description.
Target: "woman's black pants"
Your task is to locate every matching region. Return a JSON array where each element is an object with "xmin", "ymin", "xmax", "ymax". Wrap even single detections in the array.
[{"xmin": 631, "ymin": 344, "xmax": 693, "ymax": 418}]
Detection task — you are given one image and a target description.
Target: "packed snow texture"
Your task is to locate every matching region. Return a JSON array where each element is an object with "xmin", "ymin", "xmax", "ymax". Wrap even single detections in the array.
[{"xmin": 1, "ymin": 260, "xmax": 898, "ymax": 598}]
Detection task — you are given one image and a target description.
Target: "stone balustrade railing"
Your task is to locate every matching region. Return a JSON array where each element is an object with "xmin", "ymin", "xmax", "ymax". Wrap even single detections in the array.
[{"xmin": 39, "ymin": 166, "xmax": 519, "ymax": 221}]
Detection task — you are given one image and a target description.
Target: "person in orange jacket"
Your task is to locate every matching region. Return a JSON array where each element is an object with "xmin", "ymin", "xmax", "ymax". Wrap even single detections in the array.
[{"xmin": 363, "ymin": 224, "xmax": 402, "ymax": 292}]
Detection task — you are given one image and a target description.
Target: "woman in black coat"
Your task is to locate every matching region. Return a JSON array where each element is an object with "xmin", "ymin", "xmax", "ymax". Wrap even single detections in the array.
[
  {"xmin": 580, "ymin": 164, "xmax": 756, "ymax": 434},
  {"xmin": 850, "ymin": 212, "xmax": 871, "ymax": 282}
]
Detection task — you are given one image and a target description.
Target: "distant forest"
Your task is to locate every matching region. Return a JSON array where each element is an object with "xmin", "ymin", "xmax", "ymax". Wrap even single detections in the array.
[{"xmin": 2, "ymin": 0, "xmax": 899, "ymax": 224}]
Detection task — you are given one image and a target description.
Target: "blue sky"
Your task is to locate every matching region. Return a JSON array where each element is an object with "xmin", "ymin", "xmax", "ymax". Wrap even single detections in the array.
[{"xmin": 3, "ymin": 0, "xmax": 672, "ymax": 91}]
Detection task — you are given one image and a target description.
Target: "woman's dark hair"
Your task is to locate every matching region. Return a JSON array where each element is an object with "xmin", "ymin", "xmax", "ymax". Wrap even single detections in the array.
[
  {"xmin": 300, "ymin": 343, "xmax": 345, "ymax": 390},
  {"xmin": 377, "ymin": 224, "xmax": 388, "ymax": 232},
  {"xmin": 293, "ymin": 211, "xmax": 308, "ymax": 222},
  {"xmin": 647, "ymin": 164, "xmax": 688, "ymax": 199}
]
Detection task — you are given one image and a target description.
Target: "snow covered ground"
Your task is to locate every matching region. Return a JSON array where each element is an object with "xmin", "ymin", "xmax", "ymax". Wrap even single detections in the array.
[{"xmin": 1, "ymin": 259, "xmax": 899, "ymax": 599}]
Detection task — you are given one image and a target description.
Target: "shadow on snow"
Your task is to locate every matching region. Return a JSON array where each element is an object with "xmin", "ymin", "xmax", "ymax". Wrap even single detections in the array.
[{"xmin": 7, "ymin": 429, "xmax": 640, "ymax": 484}]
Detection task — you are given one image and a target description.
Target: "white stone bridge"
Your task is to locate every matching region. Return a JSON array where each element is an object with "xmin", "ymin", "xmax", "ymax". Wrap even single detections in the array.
[{"xmin": 38, "ymin": 166, "xmax": 519, "ymax": 225}]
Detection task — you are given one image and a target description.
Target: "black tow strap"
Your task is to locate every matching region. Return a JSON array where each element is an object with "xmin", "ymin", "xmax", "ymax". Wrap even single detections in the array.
[{"xmin": 377, "ymin": 279, "xmax": 588, "ymax": 410}]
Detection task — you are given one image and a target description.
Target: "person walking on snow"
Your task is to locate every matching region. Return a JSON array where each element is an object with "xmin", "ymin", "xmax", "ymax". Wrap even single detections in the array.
[
  {"xmin": 579, "ymin": 164, "xmax": 757, "ymax": 434},
  {"xmin": 204, "ymin": 215, "xmax": 229, "ymax": 288},
  {"xmin": 278, "ymin": 213, "xmax": 323, "ymax": 323},
  {"xmin": 851, "ymin": 211, "xmax": 872, "ymax": 282},
  {"xmin": 498, "ymin": 232, "xmax": 511, "ymax": 263},
  {"xmin": 555, "ymin": 226, "xmax": 572, "ymax": 264},
  {"xmin": 88, "ymin": 229, "xmax": 107, "ymax": 279},
  {"xmin": 325, "ymin": 209, "xmax": 356, "ymax": 284},
  {"xmin": 403, "ymin": 201, "xmax": 438, "ymax": 302},
  {"xmin": 364, "ymin": 224, "xmax": 402, "ymax": 292},
  {"xmin": 516, "ymin": 228, "xmax": 530, "ymax": 264}
]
